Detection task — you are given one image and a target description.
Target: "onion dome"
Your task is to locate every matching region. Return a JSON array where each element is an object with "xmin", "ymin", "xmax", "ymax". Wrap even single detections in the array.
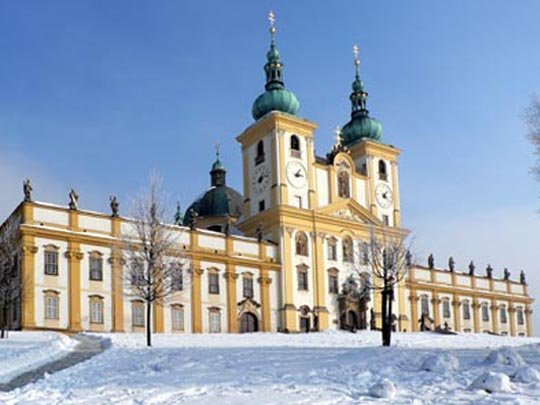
[
  {"xmin": 341, "ymin": 45, "xmax": 383, "ymax": 146},
  {"xmin": 183, "ymin": 149, "xmax": 243, "ymax": 227},
  {"xmin": 252, "ymin": 11, "xmax": 300, "ymax": 121}
]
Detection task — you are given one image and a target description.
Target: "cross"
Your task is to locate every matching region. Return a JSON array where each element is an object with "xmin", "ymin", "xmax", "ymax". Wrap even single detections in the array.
[
  {"xmin": 215, "ymin": 142, "xmax": 220, "ymax": 158},
  {"xmin": 353, "ymin": 44, "xmax": 360, "ymax": 66}
]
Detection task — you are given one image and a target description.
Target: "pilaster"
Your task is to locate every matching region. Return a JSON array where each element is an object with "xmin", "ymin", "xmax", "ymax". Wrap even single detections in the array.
[
  {"xmin": 258, "ymin": 272, "xmax": 272, "ymax": 331},
  {"xmin": 490, "ymin": 304, "xmax": 498, "ymax": 334},
  {"xmin": 110, "ymin": 216, "xmax": 124, "ymax": 332},
  {"xmin": 225, "ymin": 271, "xmax": 239, "ymax": 333},
  {"xmin": 508, "ymin": 304, "xmax": 516, "ymax": 336},
  {"xmin": 312, "ymin": 232, "xmax": 328, "ymax": 330},
  {"xmin": 409, "ymin": 292, "xmax": 419, "ymax": 331},
  {"xmin": 281, "ymin": 227, "xmax": 296, "ymax": 331},
  {"xmin": 21, "ymin": 237, "xmax": 38, "ymax": 329},
  {"xmin": 190, "ymin": 230, "xmax": 203, "ymax": 333},
  {"xmin": 66, "ymin": 247, "xmax": 83, "ymax": 332},
  {"xmin": 431, "ymin": 293, "xmax": 441, "ymax": 327},
  {"xmin": 390, "ymin": 161, "xmax": 401, "ymax": 227},
  {"xmin": 452, "ymin": 294, "xmax": 461, "ymax": 332},
  {"xmin": 472, "ymin": 300, "xmax": 480, "ymax": 333},
  {"xmin": 525, "ymin": 306, "xmax": 533, "ymax": 337}
]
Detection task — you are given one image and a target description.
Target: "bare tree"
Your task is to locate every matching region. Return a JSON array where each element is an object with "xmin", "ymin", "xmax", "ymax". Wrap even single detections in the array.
[
  {"xmin": 353, "ymin": 227, "xmax": 411, "ymax": 347},
  {"xmin": 0, "ymin": 217, "xmax": 22, "ymax": 339},
  {"xmin": 526, "ymin": 95, "xmax": 540, "ymax": 183},
  {"xmin": 121, "ymin": 172, "xmax": 186, "ymax": 347}
]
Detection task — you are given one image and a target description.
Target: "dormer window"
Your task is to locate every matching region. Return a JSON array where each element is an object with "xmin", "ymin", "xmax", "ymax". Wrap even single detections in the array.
[
  {"xmin": 290, "ymin": 135, "xmax": 301, "ymax": 158},
  {"xmin": 378, "ymin": 160, "xmax": 388, "ymax": 181},
  {"xmin": 255, "ymin": 140, "xmax": 265, "ymax": 165}
]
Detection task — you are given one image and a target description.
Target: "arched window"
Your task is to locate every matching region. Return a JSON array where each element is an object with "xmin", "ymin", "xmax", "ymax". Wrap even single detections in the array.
[
  {"xmin": 255, "ymin": 140, "xmax": 265, "ymax": 165},
  {"xmin": 342, "ymin": 237, "xmax": 353, "ymax": 263},
  {"xmin": 378, "ymin": 160, "xmax": 387, "ymax": 181},
  {"xmin": 481, "ymin": 303, "xmax": 490, "ymax": 322},
  {"xmin": 337, "ymin": 171, "xmax": 351, "ymax": 198},
  {"xmin": 290, "ymin": 135, "xmax": 301, "ymax": 157},
  {"xmin": 295, "ymin": 232, "xmax": 308, "ymax": 256},
  {"xmin": 499, "ymin": 306, "xmax": 507, "ymax": 324},
  {"xmin": 462, "ymin": 300, "xmax": 471, "ymax": 320},
  {"xmin": 420, "ymin": 295, "xmax": 430, "ymax": 316}
]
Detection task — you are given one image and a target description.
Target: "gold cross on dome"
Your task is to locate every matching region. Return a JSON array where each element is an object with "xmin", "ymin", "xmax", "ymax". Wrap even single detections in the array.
[
  {"xmin": 353, "ymin": 44, "xmax": 360, "ymax": 66},
  {"xmin": 268, "ymin": 11, "xmax": 276, "ymax": 28},
  {"xmin": 334, "ymin": 125, "xmax": 342, "ymax": 146}
]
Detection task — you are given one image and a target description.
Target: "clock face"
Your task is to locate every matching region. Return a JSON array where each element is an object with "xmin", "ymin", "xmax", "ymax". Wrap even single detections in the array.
[
  {"xmin": 286, "ymin": 161, "xmax": 307, "ymax": 189},
  {"xmin": 375, "ymin": 183, "xmax": 393, "ymax": 209},
  {"xmin": 252, "ymin": 164, "xmax": 271, "ymax": 195}
]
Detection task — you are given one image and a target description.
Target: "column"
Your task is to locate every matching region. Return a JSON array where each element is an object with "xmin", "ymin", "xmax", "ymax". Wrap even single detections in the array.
[
  {"xmin": 225, "ymin": 271, "xmax": 239, "ymax": 333},
  {"xmin": 306, "ymin": 138, "xmax": 317, "ymax": 209},
  {"xmin": 110, "ymin": 216, "xmax": 124, "ymax": 332},
  {"xmin": 472, "ymin": 300, "xmax": 480, "ymax": 333},
  {"xmin": 190, "ymin": 230, "xmax": 203, "ymax": 333},
  {"xmin": 525, "ymin": 306, "xmax": 533, "ymax": 337},
  {"xmin": 258, "ymin": 270, "xmax": 272, "ymax": 332},
  {"xmin": 490, "ymin": 303, "xmax": 498, "ymax": 334},
  {"xmin": 312, "ymin": 232, "xmax": 328, "ymax": 330},
  {"xmin": 390, "ymin": 161, "xmax": 401, "ymax": 227},
  {"xmin": 66, "ymin": 245, "xmax": 83, "ymax": 332},
  {"xmin": 431, "ymin": 293, "xmax": 441, "ymax": 327},
  {"xmin": 452, "ymin": 294, "xmax": 461, "ymax": 332},
  {"xmin": 153, "ymin": 303, "xmax": 164, "ymax": 333},
  {"xmin": 282, "ymin": 227, "xmax": 297, "ymax": 332},
  {"xmin": 508, "ymin": 304, "xmax": 516, "ymax": 336},
  {"xmin": 277, "ymin": 131, "xmax": 289, "ymax": 204},
  {"xmin": 21, "ymin": 237, "xmax": 38, "ymax": 329},
  {"xmin": 409, "ymin": 291, "xmax": 418, "ymax": 331}
]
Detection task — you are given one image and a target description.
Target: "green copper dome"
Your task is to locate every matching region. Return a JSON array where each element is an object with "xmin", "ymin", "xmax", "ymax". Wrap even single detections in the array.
[
  {"xmin": 341, "ymin": 49, "xmax": 383, "ymax": 146},
  {"xmin": 252, "ymin": 17, "xmax": 300, "ymax": 121}
]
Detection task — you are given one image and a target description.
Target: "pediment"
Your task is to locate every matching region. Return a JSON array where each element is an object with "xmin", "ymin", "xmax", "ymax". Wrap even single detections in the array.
[{"xmin": 317, "ymin": 199, "xmax": 381, "ymax": 226}]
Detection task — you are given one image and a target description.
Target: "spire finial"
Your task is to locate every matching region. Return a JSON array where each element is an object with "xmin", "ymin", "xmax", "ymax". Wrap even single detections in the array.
[
  {"xmin": 215, "ymin": 142, "xmax": 220, "ymax": 159},
  {"xmin": 268, "ymin": 10, "xmax": 276, "ymax": 43},
  {"xmin": 334, "ymin": 125, "xmax": 342, "ymax": 146},
  {"xmin": 353, "ymin": 44, "xmax": 360, "ymax": 78}
]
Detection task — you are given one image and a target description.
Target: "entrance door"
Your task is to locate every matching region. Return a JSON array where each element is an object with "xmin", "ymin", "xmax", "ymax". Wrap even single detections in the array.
[
  {"xmin": 347, "ymin": 311, "xmax": 358, "ymax": 330},
  {"xmin": 299, "ymin": 316, "xmax": 310, "ymax": 333},
  {"xmin": 240, "ymin": 312, "xmax": 258, "ymax": 333}
]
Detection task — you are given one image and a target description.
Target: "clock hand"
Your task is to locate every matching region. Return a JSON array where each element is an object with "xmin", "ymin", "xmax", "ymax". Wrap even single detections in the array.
[{"xmin": 295, "ymin": 170, "xmax": 303, "ymax": 178}]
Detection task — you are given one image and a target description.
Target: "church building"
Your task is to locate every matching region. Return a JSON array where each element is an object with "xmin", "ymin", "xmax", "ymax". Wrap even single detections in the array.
[{"xmin": 0, "ymin": 14, "xmax": 533, "ymax": 336}]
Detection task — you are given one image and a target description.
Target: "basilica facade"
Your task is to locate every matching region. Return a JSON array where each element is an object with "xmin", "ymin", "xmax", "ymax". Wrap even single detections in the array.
[{"xmin": 1, "ymin": 17, "xmax": 533, "ymax": 336}]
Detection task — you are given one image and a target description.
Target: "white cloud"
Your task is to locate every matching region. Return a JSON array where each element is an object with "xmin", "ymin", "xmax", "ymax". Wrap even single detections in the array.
[{"xmin": 408, "ymin": 205, "xmax": 540, "ymax": 336}]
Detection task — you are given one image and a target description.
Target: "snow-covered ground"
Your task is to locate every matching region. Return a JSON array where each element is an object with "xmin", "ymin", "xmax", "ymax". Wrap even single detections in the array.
[
  {"xmin": 0, "ymin": 332, "xmax": 76, "ymax": 384},
  {"xmin": 1, "ymin": 331, "xmax": 540, "ymax": 404}
]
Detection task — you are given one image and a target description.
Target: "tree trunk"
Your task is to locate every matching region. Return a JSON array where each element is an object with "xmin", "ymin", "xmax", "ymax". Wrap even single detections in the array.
[
  {"xmin": 1, "ymin": 305, "xmax": 5, "ymax": 339},
  {"xmin": 381, "ymin": 288, "xmax": 387, "ymax": 346},
  {"xmin": 146, "ymin": 301, "xmax": 152, "ymax": 347},
  {"xmin": 386, "ymin": 287, "xmax": 394, "ymax": 346}
]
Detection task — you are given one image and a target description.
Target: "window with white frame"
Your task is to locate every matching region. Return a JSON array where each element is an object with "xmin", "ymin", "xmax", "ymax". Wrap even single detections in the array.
[
  {"xmin": 517, "ymin": 308, "xmax": 525, "ymax": 325},
  {"xmin": 327, "ymin": 238, "xmax": 337, "ymax": 261},
  {"xmin": 481, "ymin": 303, "xmax": 490, "ymax": 322},
  {"xmin": 209, "ymin": 309, "xmax": 221, "ymax": 333},
  {"xmin": 442, "ymin": 299, "xmax": 451, "ymax": 319},
  {"xmin": 462, "ymin": 301, "xmax": 471, "ymax": 320},
  {"xmin": 208, "ymin": 272, "xmax": 220, "ymax": 294},
  {"xmin": 243, "ymin": 277, "xmax": 254, "ymax": 298},
  {"xmin": 89, "ymin": 254, "xmax": 103, "ymax": 281},
  {"xmin": 328, "ymin": 271, "xmax": 339, "ymax": 294},
  {"xmin": 171, "ymin": 305, "xmax": 184, "ymax": 331},
  {"xmin": 89, "ymin": 297, "xmax": 104, "ymax": 324},
  {"xmin": 499, "ymin": 306, "xmax": 507, "ymax": 324},
  {"xmin": 44, "ymin": 293, "xmax": 59, "ymax": 319},
  {"xmin": 297, "ymin": 267, "xmax": 308, "ymax": 291},
  {"xmin": 44, "ymin": 249, "xmax": 59, "ymax": 276},
  {"xmin": 132, "ymin": 302, "xmax": 145, "ymax": 327},
  {"xmin": 420, "ymin": 295, "xmax": 429, "ymax": 316},
  {"xmin": 171, "ymin": 264, "xmax": 183, "ymax": 291}
]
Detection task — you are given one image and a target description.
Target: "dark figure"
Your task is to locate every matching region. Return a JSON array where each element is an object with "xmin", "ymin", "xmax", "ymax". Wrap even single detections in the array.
[
  {"xmin": 23, "ymin": 179, "xmax": 33, "ymax": 202},
  {"xmin": 187, "ymin": 209, "xmax": 198, "ymax": 231},
  {"xmin": 469, "ymin": 260, "xmax": 475, "ymax": 276},
  {"xmin": 486, "ymin": 264, "xmax": 493, "ymax": 279},
  {"xmin": 110, "ymin": 195, "xmax": 120, "ymax": 217},
  {"xmin": 503, "ymin": 268, "xmax": 510, "ymax": 281},
  {"xmin": 406, "ymin": 250, "xmax": 412, "ymax": 267},
  {"xmin": 428, "ymin": 254, "xmax": 434, "ymax": 270},
  {"xmin": 448, "ymin": 256, "xmax": 455, "ymax": 272},
  {"xmin": 224, "ymin": 215, "xmax": 232, "ymax": 236},
  {"xmin": 69, "ymin": 189, "xmax": 79, "ymax": 210},
  {"xmin": 370, "ymin": 308, "xmax": 376, "ymax": 330},
  {"xmin": 520, "ymin": 270, "xmax": 526, "ymax": 285},
  {"xmin": 256, "ymin": 223, "xmax": 264, "ymax": 242}
]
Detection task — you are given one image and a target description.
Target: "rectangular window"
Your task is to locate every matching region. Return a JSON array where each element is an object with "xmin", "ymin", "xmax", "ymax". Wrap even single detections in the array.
[
  {"xmin": 89, "ymin": 256, "xmax": 103, "ymax": 281},
  {"xmin": 421, "ymin": 296, "xmax": 429, "ymax": 316},
  {"xmin": 298, "ymin": 270, "xmax": 308, "ymax": 291},
  {"xmin": 517, "ymin": 308, "xmax": 524, "ymax": 325},
  {"xmin": 132, "ymin": 303, "xmax": 145, "ymax": 327},
  {"xmin": 171, "ymin": 266, "xmax": 183, "ymax": 291},
  {"xmin": 382, "ymin": 215, "xmax": 389, "ymax": 226},
  {"xmin": 171, "ymin": 307, "xmax": 184, "ymax": 331},
  {"xmin": 259, "ymin": 200, "xmax": 265, "ymax": 212},
  {"xmin": 90, "ymin": 299, "xmax": 104, "ymax": 324},
  {"xmin": 44, "ymin": 251, "xmax": 59, "ymax": 276},
  {"xmin": 243, "ymin": 277, "xmax": 254, "ymax": 298},
  {"xmin": 209, "ymin": 311, "xmax": 221, "ymax": 333},
  {"xmin": 45, "ymin": 295, "xmax": 59, "ymax": 319},
  {"xmin": 463, "ymin": 303, "xmax": 471, "ymax": 320},
  {"xmin": 327, "ymin": 240, "xmax": 337, "ymax": 261},
  {"xmin": 131, "ymin": 261, "xmax": 144, "ymax": 286},
  {"xmin": 500, "ymin": 307, "xmax": 507, "ymax": 324},
  {"xmin": 328, "ymin": 274, "xmax": 339, "ymax": 294},
  {"xmin": 443, "ymin": 300, "xmax": 451, "ymax": 318},
  {"xmin": 209, "ymin": 273, "xmax": 220, "ymax": 295},
  {"xmin": 482, "ymin": 304, "xmax": 490, "ymax": 322}
]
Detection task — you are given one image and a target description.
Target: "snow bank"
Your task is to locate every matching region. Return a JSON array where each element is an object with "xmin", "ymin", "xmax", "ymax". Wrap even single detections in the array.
[
  {"xmin": 483, "ymin": 347, "xmax": 526, "ymax": 367},
  {"xmin": 420, "ymin": 353, "xmax": 459, "ymax": 372},
  {"xmin": 470, "ymin": 371, "xmax": 513, "ymax": 393},
  {"xmin": 511, "ymin": 366, "xmax": 540, "ymax": 383},
  {"xmin": 0, "ymin": 332, "xmax": 77, "ymax": 384},
  {"xmin": 369, "ymin": 379, "xmax": 397, "ymax": 399}
]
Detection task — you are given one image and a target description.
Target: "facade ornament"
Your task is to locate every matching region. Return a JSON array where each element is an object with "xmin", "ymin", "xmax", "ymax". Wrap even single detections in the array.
[
  {"xmin": 448, "ymin": 256, "xmax": 455, "ymax": 272},
  {"xmin": 187, "ymin": 208, "xmax": 198, "ymax": 231},
  {"xmin": 520, "ymin": 270, "xmax": 527, "ymax": 285},
  {"xmin": 110, "ymin": 195, "xmax": 120, "ymax": 217},
  {"xmin": 68, "ymin": 189, "xmax": 79, "ymax": 210},
  {"xmin": 370, "ymin": 308, "xmax": 376, "ymax": 330},
  {"xmin": 468, "ymin": 260, "xmax": 475, "ymax": 276},
  {"xmin": 256, "ymin": 223, "xmax": 264, "ymax": 242},
  {"xmin": 427, "ymin": 253, "xmax": 434, "ymax": 270},
  {"xmin": 503, "ymin": 268, "xmax": 510, "ymax": 281},
  {"xmin": 23, "ymin": 179, "xmax": 33, "ymax": 202},
  {"xmin": 486, "ymin": 264, "xmax": 493, "ymax": 279},
  {"xmin": 406, "ymin": 250, "xmax": 412, "ymax": 267}
]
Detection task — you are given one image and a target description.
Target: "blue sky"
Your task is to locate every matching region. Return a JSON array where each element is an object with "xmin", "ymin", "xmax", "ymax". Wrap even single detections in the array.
[{"xmin": 1, "ymin": 1, "xmax": 540, "ymax": 332}]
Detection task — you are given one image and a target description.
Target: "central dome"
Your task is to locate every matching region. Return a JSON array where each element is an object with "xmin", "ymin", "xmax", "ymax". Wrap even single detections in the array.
[{"xmin": 252, "ymin": 88, "xmax": 299, "ymax": 120}]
